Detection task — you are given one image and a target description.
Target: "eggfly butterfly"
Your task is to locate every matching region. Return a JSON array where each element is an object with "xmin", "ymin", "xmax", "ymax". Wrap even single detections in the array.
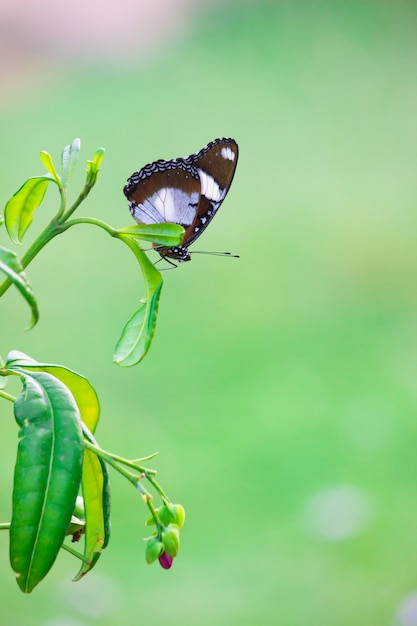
[{"xmin": 123, "ymin": 137, "xmax": 238, "ymax": 262}]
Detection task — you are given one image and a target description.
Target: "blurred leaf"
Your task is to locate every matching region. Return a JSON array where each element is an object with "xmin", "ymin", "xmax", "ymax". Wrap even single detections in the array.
[
  {"xmin": 0, "ymin": 247, "xmax": 38, "ymax": 328},
  {"xmin": 61, "ymin": 138, "xmax": 81, "ymax": 188},
  {"xmin": 5, "ymin": 351, "xmax": 100, "ymax": 432},
  {"xmin": 39, "ymin": 151, "xmax": 61, "ymax": 185},
  {"xmin": 114, "ymin": 237, "xmax": 163, "ymax": 366},
  {"xmin": 8, "ymin": 369, "xmax": 83, "ymax": 593},
  {"xmin": 4, "ymin": 176, "xmax": 53, "ymax": 244},
  {"xmin": 118, "ymin": 223, "xmax": 184, "ymax": 247}
]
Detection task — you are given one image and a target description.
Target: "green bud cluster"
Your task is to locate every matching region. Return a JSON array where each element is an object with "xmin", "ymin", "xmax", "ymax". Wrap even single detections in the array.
[{"xmin": 144, "ymin": 502, "xmax": 185, "ymax": 567}]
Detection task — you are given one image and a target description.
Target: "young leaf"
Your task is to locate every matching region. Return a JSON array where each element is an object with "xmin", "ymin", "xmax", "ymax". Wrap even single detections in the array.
[
  {"xmin": 117, "ymin": 223, "xmax": 184, "ymax": 247},
  {"xmin": 4, "ymin": 176, "xmax": 53, "ymax": 244},
  {"xmin": 9, "ymin": 370, "xmax": 84, "ymax": 593},
  {"xmin": 113, "ymin": 236, "xmax": 163, "ymax": 366},
  {"xmin": 113, "ymin": 298, "xmax": 160, "ymax": 367},
  {"xmin": 39, "ymin": 151, "xmax": 61, "ymax": 185},
  {"xmin": 61, "ymin": 138, "xmax": 81, "ymax": 188},
  {"xmin": 0, "ymin": 247, "xmax": 39, "ymax": 328}
]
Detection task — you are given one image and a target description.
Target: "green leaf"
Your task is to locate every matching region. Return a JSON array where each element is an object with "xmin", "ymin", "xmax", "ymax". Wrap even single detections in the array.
[
  {"xmin": 117, "ymin": 223, "xmax": 184, "ymax": 247},
  {"xmin": 0, "ymin": 247, "xmax": 39, "ymax": 328},
  {"xmin": 9, "ymin": 370, "xmax": 84, "ymax": 593},
  {"xmin": 61, "ymin": 138, "xmax": 81, "ymax": 188},
  {"xmin": 5, "ymin": 352, "xmax": 111, "ymax": 582},
  {"xmin": 39, "ymin": 151, "xmax": 61, "ymax": 185},
  {"xmin": 113, "ymin": 237, "xmax": 163, "ymax": 366},
  {"xmin": 4, "ymin": 176, "xmax": 54, "ymax": 244},
  {"xmin": 73, "ymin": 439, "xmax": 111, "ymax": 581},
  {"xmin": 5, "ymin": 351, "xmax": 100, "ymax": 432}
]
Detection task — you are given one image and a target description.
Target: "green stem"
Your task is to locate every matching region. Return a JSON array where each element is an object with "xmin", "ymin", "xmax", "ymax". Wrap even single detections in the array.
[
  {"xmin": 82, "ymin": 429, "xmax": 168, "ymax": 505},
  {"xmin": 0, "ymin": 221, "xmax": 59, "ymax": 298},
  {"xmin": 97, "ymin": 448, "xmax": 156, "ymax": 475},
  {"xmin": 61, "ymin": 542, "xmax": 89, "ymax": 563},
  {"xmin": 146, "ymin": 497, "xmax": 162, "ymax": 529},
  {"xmin": 81, "ymin": 422, "xmax": 156, "ymax": 475},
  {"xmin": 20, "ymin": 223, "xmax": 60, "ymax": 269},
  {"xmin": 0, "ymin": 180, "xmax": 98, "ymax": 299},
  {"xmin": 145, "ymin": 474, "xmax": 169, "ymax": 502},
  {"xmin": 0, "ymin": 522, "xmax": 10, "ymax": 530},
  {"xmin": 0, "ymin": 389, "xmax": 16, "ymax": 402},
  {"xmin": 54, "ymin": 184, "xmax": 67, "ymax": 220},
  {"xmin": 83, "ymin": 439, "xmax": 147, "ymax": 489},
  {"xmin": 60, "ymin": 216, "xmax": 116, "ymax": 237},
  {"xmin": 59, "ymin": 181, "xmax": 95, "ymax": 223}
]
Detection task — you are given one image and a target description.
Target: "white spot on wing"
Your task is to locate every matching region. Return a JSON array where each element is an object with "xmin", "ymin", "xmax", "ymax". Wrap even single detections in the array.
[
  {"xmin": 198, "ymin": 169, "xmax": 223, "ymax": 202},
  {"xmin": 221, "ymin": 146, "xmax": 235, "ymax": 161},
  {"xmin": 131, "ymin": 187, "xmax": 196, "ymax": 225},
  {"xmin": 151, "ymin": 187, "xmax": 172, "ymax": 216},
  {"xmin": 153, "ymin": 188, "xmax": 188, "ymax": 222}
]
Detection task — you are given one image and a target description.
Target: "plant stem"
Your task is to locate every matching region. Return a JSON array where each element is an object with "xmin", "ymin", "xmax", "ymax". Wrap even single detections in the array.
[
  {"xmin": 0, "ymin": 389, "xmax": 16, "ymax": 402},
  {"xmin": 58, "ymin": 181, "xmax": 95, "ymax": 223},
  {"xmin": 60, "ymin": 217, "xmax": 116, "ymax": 237},
  {"xmin": 81, "ymin": 437, "xmax": 169, "ymax": 507},
  {"xmin": 61, "ymin": 542, "xmax": 89, "ymax": 563},
  {"xmin": 0, "ymin": 522, "xmax": 10, "ymax": 530},
  {"xmin": 0, "ymin": 180, "xmax": 97, "ymax": 299},
  {"xmin": 145, "ymin": 474, "xmax": 169, "ymax": 502},
  {"xmin": 83, "ymin": 439, "xmax": 145, "ymax": 487},
  {"xmin": 0, "ymin": 222, "xmax": 58, "ymax": 298},
  {"xmin": 20, "ymin": 223, "xmax": 60, "ymax": 269}
]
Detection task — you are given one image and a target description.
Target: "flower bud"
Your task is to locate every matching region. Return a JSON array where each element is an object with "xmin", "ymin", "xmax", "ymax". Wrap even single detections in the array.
[
  {"xmin": 145, "ymin": 537, "xmax": 164, "ymax": 564},
  {"xmin": 161, "ymin": 524, "xmax": 180, "ymax": 558},
  {"xmin": 171, "ymin": 504, "xmax": 185, "ymax": 529},
  {"xmin": 158, "ymin": 504, "xmax": 175, "ymax": 526},
  {"xmin": 158, "ymin": 552, "xmax": 173, "ymax": 570}
]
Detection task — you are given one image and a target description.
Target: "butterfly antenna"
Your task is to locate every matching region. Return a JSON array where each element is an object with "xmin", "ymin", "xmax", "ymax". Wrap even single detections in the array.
[{"xmin": 190, "ymin": 251, "xmax": 240, "ymax": 258}]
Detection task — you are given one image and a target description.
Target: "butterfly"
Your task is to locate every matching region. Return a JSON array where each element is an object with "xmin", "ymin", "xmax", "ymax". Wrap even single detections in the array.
[{"xmin": 123, "ymin": 137, "xmax": 238, "ymax": 263}]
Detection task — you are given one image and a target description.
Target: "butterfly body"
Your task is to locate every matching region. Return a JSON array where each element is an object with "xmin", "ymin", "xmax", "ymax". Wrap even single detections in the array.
[{"xmin": 124, "ymin": 138, "xmax": 238, "ymax": 262}]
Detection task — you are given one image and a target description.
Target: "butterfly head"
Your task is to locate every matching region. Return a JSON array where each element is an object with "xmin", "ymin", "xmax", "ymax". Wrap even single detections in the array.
[{"xmin": 153, "ymin": 244, "xmax": 191, "ymax": 263}]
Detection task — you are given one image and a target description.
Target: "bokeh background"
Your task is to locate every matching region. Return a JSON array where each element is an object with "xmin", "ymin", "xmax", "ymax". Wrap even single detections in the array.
[{"xmin": 0, "ymin": 1, "xmax": 416, "ymax": 624}]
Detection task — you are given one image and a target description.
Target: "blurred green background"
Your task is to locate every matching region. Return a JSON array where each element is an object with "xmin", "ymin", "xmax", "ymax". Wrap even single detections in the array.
[{"xmin": 0, "ymin": 1, "xmax": 415, "ymax": 624}]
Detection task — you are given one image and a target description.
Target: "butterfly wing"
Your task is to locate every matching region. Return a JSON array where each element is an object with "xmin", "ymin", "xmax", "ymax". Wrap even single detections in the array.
[
  {"xmin": 181, "ymin": 138, "xmax": 239, "ymax": 248},
  {"xmin": 124, "ymin": 159, "xmax": 201, "ymax": 228}
]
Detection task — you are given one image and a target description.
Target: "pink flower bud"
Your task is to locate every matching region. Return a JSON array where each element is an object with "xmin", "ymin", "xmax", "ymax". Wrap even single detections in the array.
[{"xmin": 158, "ymin": 552, "xmax": 174, "ymax": 570}]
